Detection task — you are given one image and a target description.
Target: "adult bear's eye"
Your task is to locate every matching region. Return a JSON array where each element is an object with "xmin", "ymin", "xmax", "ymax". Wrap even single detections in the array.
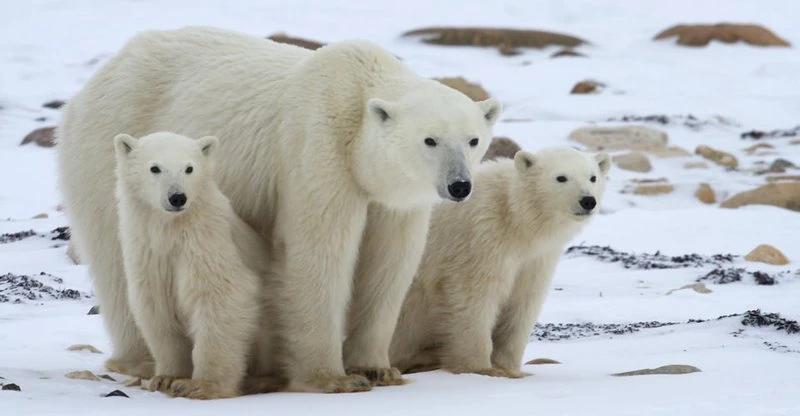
[
  {"xmin": 424, "ymin": 137, "xmax": 437, "ymax": 147},
  {"xmin": 469, "ymin": 138, "xmax": 479, "ymax": 147},
  {"xmin": 590, "ymin": 175, "xmax": 597, "ymax": 183},
  {"xmin": 150, "ymin": 166, "xmax": 161, "ymax": 174},
  {"xmin": 185, "ymin": 166, "xmax": 194, "ymax": 174},
  {"xmin": 556, "ymin": 175, "xmax": 567, "ymax": 183}
]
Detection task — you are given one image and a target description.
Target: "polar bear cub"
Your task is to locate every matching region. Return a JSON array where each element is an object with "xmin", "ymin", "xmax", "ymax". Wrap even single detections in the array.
[
  {"xmin": 390, "ymin": 146, "xmax": 611, "ymax": 377},
  {"xmin": 114, "ymin": 131, "xmax": 265, "ymax": 399}
]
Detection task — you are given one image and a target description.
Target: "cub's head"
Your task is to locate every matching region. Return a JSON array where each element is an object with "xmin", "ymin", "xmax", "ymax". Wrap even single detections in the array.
[
  {"xmin": 113, "ymin": 131, "xmax": 218, "ymax": 214},
  {"xmin": 356, "ymin": 83, "xmax": 502, "ymax": 208},
  {"xmin": 513, "ymin": 146, "xmax": 611, "ymax": 222}
]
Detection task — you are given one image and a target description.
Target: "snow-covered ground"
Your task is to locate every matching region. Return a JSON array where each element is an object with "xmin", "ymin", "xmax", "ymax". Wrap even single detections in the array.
[{"xmin": 2, "ymin": 1, "xmax": 799, "ymax": 414}]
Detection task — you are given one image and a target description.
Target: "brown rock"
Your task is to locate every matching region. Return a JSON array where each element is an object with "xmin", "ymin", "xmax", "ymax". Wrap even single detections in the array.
[
  {"xmin": 568, "ymin": 126, "xmax": 668, "ymax": 151},
  {"xmin": 695, "ymin": 183, "xmax": 716, "ymax": 204},
  {"xmin": 648, "ymin": 146, "xmax": 692, "ymax": 158},
  {"xmin": 767, "ymin": 175, "xmax": 800, "ymax": 183},
  {"xmin": 791, "ymin": 139, "xmax": 800, "ymax": 145},
  {"xmin": 612, "ymin": 364, "xmax": 701, "ymax": 376},
  {"xmin": 21, "ymin": 126, "xmax": 57, "ymax": 148},
  {"xmin": 570, "ymin": 80, "xmax": 604, "ymax": 94},
  {"xmin": 402, "ymin": 27, "xmax": 588, "ymax": 56},
  {"xmin": 43, "ymin": 100, "xmax": 66, "ymax": 110},
  {"xmin": 745, "ymin": 244, "xmax": 790, "ymax": 265},
  {"xmin": 653, "ymin": 23, "xmax": 790, "ymax": 47},
  {"xmin": 683, "ymin": 161, "xmax": 709, "ymax": 169},
  {"xmin": 720, "ymin": 183, "xmax": 800, "ymax": 212},
  {"xmin": 743, "ymin": 142, "xmax": 775, "ymax": 155},
  {"xmin": 633, "ymin": 184, "xmax": 674, "ymax": 195},
  {"xmin": 613, "ymin": 151, "xmax": 652, "ymax": 172},
  {"xmin": 482, "ymin": 137, "xmax": 521, "ymax": 162},
  {"xmin": 65, "ymin": 370, "xmax": 101, "ymax": 382},
  {"xmin": 525, "ymin": 358, "xmax": 561, "ymax": 365},
  {"xmin": 67, "ymin": 344, "xmax": 102, "ymax": 354},
  {"xmin": 32, "ymin": 213, "xmax": 48, "ymax": 219},
  {"xmin": 695, "ymin": 145, "xmax": 738, "ymax": 168},
  {"xmin": 266, "ymin": 32, "xmax": 324, "ymax": 50},
  {"xmin": 123, "ymin": 377, "xmax": 142, "ymax": 387},
  {"xmin": 550, "ymin": 48, "xmax": 585, "ymax": 58},
  {"xmin": 434, "ymin": 77, "xmax": 490, "ymax": 101}
]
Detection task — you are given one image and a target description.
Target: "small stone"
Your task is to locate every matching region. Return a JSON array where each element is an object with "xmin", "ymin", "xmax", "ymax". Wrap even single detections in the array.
[
  {"xmin": 20, "ymin": 126, "xmax": 57, "ymax": 148},
  {"xmin": 568, "ymin": 126, "xmax": 668, "ymax": 151},
  {"xmin": 66, "ymin": 370, "xmax": 101, "ymax": 381},
  {"xmin": 434, "ymin": 77, "xmax": 490, "ymax": 101},
  {"xmin": 482, "ymin": 137, "xmax": 521, "ymax": 161},
  {"xmin": 87, "ymin": 305, "xmax": 100, "ymax": 315},
  {"xmin": 2, "ymin": 383, "xmax": 21, "ymax": 391},
  {"xmin": 104, "ymin": 389, "xmax": 129, "ymax": 398},
  {"xmin": 32, "ymin": 213, "xmax": 48, "ymax": 219},
  {"xmin": 632, "ymin": 184, "xmax": 674, "ymax": 195},
  {"xmin": 612, "ymin": 364, "xmax": 701, "ymax": 376},
  {"xmin": 695, "ymin": 183, "xmax": 716, "ymax": 204},
  {"xmin": 791, "ymin": 139, "xmax": 800, "ymax": 145},
  {"xmin": 695, "ymin": 145, "xmax": 738, "ymax": 168},
  {"xmin": 67, "ymin": 344, "xmax": 103, "ymax": 354},
  {"xmin": 613, "ymin": 151, "xmax": 652, "ymax": 172},
  {"xmin": 550, "ymin": 48, "xmax": 585, "ymax": 58},
  {"xmin": 42, "ymin": 100, "xmax": 66, "ymax": 110},
  {"xmin": 770, "ymin": 159, "xmax": 797, "ymax": 171},
  {"xmin": 720, "ymin": 183, "xmax": 800, "ymax": 212},
  {"xmin": 683, "ymin": 161, "xmax": 709, "ymax": 169},
  {"xmin": 570, "ymin": 80, "xmax": 605, "ymax": 94},
  {"xmin": 525, "ymin": 358, "xmax": 561, "ymax": 365},
  {"xmin": 266, "ymin": 32, "xmax": 324, "ymax": 50},
  {"xmin": 743, "ymin": 143, "xmax": 774, "ymax": 154},
  {"xmin": 745, "ymin": 244, "xmax": 790, "ymax": 265},
  {"xmin": 666, "ymin": 283, "xmax": 712, "ymax": 295},
  {"xmin": 99, "ymin": 374, "xmax": 116, "ymax": 382},
  {"xmin": 648, "ymin": 146, "xmax": 692, "ymax": 158}
]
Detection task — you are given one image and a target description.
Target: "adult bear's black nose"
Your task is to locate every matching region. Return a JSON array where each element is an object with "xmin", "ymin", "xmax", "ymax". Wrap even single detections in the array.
[
  {"xmin": 447, "ymin": 181, "xmax": 472, "ymax": 201},
  {"xmin": 169, "ymin": 192, "xmax": 187, "ymax": 208},
  {"xmin": 579, "ymin": 196, "xmax": 596, "ymax": 211}
]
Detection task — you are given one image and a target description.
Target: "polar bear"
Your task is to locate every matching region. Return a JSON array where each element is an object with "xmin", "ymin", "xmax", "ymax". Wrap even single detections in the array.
[
  {"xmin": 114, "ymin": 131, "xmax": 273, "ymax": 399},
  {"xmin": 56, "ymin": 26, "xmax": 502, "ymax": 393},
  {"xmin": 390, "ymin": 146, "xmax": 610, "ymax": 377}
]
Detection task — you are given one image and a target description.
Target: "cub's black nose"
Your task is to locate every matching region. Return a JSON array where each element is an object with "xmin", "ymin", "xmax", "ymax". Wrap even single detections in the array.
[
  {"xmin": 169, "ymin": 192, "xmax": 187, "ymax": 208},
  {"xmin": 447, "ymin": 181, "xmax": 472, "ymax": 201},
  {"xmin": 579, "ymin": 196, "xmax": 596, "ymax": 211}
]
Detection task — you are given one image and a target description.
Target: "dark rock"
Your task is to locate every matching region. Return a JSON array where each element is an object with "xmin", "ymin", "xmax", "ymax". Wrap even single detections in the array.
[
  {"xmin": 550, "ymin": 48, "xmax": 585, "ymax": 58},
  {"xmin": 50, "ymin": 227, "xmax": 70, "ymax": 241},
  {"xmin": 741, "ymin": 309, "xmax": 800, "ymax": 334},
  {"xmin": 42, "ymin": 100, "xmax": 66, "ymax": 110},
  {"xmin": 104, "ymin": 389, "xmax": 129, "ymax": 398},
  {"xmin": 565, "ymin": 244, "xmax": 736, "ymax": 270},
  {"xmin": 267, "ymin": 33, "xmax": 324, "ymax": 50},
  {"xmin": 606, "ymin": 114, "xmax": 737, "ymax": 131},
  {"xmin": 99, "ymin": 374, "xmax": 116, "ymax": 382},
  {"xmin": 2, "ymin": 383, "xmax": 21, "ymax": 391},
  {"xmin": 0, "ymin": 230, "xmax": 37, "ymax": 244},
  {"xmin": 0, "ymin": 272, "xmax": 88, "ymax": 304},
  {"xmin": 88, "ymin": 305, "xmax": 100, "ymax": 315},
  {"xmin": 741, "ymin": 125, "xmax": 800, "ymax": 140},
  {"xmin": 697, "ymin": 267, "xmax": 780, "ymax": 285},
  {"xmin": 20, "ymin": 126, "xmax": 57, "ymax": 148},
  {"xmin": 401, "ymin": 27, "xmax": 588, "ymax": 56},
  {"xmin": 35, "ymin": 117, "xmax": 47, "ymax": 122}
]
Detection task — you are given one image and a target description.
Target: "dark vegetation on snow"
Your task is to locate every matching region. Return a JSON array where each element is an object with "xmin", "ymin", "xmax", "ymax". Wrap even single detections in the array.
[{"xmin": 0, "ymin": 272, "xmax": 86, "ymax": 304}]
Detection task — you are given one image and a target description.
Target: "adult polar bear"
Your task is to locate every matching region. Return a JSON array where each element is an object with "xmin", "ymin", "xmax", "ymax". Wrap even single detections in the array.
[{"xmin": 57, "ymin": 26, "xmax": 502, "ymax": 393}]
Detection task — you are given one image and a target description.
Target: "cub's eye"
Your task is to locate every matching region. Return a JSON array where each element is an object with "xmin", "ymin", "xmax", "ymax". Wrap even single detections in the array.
[
  {"xmin": 150, "ymin": 166, "xmax": 161, "ymax": 174},
  {"xmin": 556, "ymin": 175, "xmax": 567, "ymax": 183},
  {"xmin": 424, "ymin": 137, "xmax": 437, "ymax": 147},
  {"xmin": 185, "ymin": 166, "xmax": 194, "ymax": 174},
  {"xmin": 469, "ymin": 138, "xmax": 479, "ymax": 147},
  {"xmin": 590, "ymin": 175, "xmax": 597, "ymax": 183}
]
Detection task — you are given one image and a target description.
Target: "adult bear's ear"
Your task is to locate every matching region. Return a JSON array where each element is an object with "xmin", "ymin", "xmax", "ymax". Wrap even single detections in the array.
[
  {"xmin": 595, "ymin": 152, "xmax": 611, "ymax": 174},
  {"xmin": 514, "ymin": 150, "xmax": 536, "ymax": 174},
  {"xmin": 366, "ymin": 98, "xmax": 396, "ymax": 123},
  {"xmin": 113, "ymin": 133, "xmax": 138, "ymax": 158},
  {"xmin": 478, "ymin": 98, "xmax": 502, "ymax": 126},
  {"xmin": 197, "ymin": 136, "xmax": 219, "ymax": 157}
]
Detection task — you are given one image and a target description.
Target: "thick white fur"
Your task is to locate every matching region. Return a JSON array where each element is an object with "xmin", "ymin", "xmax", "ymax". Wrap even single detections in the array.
[
  {"xmin": 114, "ymin": 131, "xmax": 269, "ymax": 399},
  {"xmin": 390, "ymin": 146, "xmax": 611, "ymax": 377},
  {"xmin": 55, "ymin": 25, "xmax": 502, "ymax": 392}
]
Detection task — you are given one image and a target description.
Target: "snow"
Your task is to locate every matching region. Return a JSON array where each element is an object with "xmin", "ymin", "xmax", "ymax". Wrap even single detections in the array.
[{"xmin": 1, "ymin": 0, "xmax": 799, "ymax": 414}]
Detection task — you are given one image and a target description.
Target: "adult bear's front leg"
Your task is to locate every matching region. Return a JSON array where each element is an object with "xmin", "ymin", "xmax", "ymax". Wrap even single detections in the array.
[
  {"xmin": 344, "ymin": 204, "xmax": 431, "ymax": 386},
  {"xmin": 277, "ymin": 190, "xmax": 372, "ymax": 394}
]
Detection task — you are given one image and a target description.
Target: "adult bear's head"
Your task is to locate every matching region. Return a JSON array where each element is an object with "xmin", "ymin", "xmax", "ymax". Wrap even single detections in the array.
[{"xmin": 356, "ymin": 84, "xmax": 502, "ymax": 209}]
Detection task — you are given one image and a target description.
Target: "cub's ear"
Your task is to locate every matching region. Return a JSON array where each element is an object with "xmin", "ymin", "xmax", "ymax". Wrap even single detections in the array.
[
  {"xmin": 113, "ymin": 134, "xmax": 138, "ymax": 159},
  {"xmin": 514, "ymin": 151, "xmax": 536, "ymax": 174},
  {"xmin": 478, "ymin": 98, "xmax": 502, "ymax": 126},
  {"xmin": 366, "ymin": 98, "xmax": 397, "ymax": 123},
  {"xmin": 595, "ymin": 152, "xmax": 611, "ymax": 174},
  {"xmin": 197, "ymin": 136, "xmax": 219, "ymax": 157}
]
